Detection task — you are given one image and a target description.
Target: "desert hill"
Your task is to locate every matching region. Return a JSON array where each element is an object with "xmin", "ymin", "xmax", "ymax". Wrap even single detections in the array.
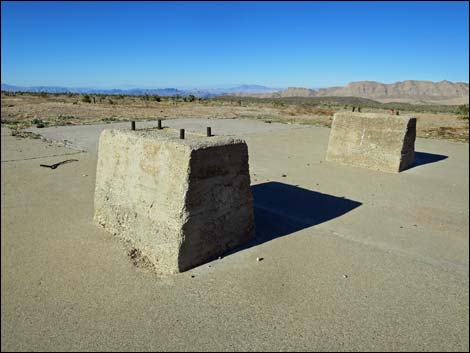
[{"xmin": 233, "ymin": 80, "xmax": 469, "ymax": 105}]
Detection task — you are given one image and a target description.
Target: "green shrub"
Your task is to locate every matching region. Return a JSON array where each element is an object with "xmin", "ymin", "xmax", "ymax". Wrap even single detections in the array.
[
  {"xmin": 187, "ymin": 94, "xmax": 196, "ymax": 102},
  {"xmin": 456, "ymin": 104, "xmax": 469, "ymax": 119},
  {"xmin": 31, "ymin": 118, "xmax": 44, "ymax": 125},
  {"xmin": 81, "ymin": 94, "xmax": 91, "ymax": 103}
]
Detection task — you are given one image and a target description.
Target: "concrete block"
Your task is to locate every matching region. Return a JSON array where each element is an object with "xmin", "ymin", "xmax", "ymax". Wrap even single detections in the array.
[
  {"xmin": 94, "ymin": 128, "xmax": 254, "ymax": 274},
  {"xmin": 326, "ymin": 112, "xmax": 416, "ymax": 172}
]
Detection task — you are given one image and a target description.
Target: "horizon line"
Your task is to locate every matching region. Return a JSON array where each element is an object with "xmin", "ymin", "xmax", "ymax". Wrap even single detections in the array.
[{"xmin": 2, "ymin": 79, "xmax": 469, "ymax": 91}]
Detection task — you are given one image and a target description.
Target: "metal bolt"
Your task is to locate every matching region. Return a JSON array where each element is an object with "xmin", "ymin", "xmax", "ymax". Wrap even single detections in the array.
[
  {"xmin": 207, "ymin": 127, "xmax": 212, "ymax": 137},
  {"xmin": 179, "ymin": 129, "xmax": 185, "ymax": 139},
  {"xmin": 157, "ymin": 119, "xmax": 162, "ymax": 129},
  {"xmin": 131, "ymin": 121, "xmax": 136, "ymax": 130}
]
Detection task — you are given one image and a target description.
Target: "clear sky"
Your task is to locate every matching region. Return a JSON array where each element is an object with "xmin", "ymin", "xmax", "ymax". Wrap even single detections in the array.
[{"xmin": 1, "ymin": 1, "xmax": 469, "ymax": 89}]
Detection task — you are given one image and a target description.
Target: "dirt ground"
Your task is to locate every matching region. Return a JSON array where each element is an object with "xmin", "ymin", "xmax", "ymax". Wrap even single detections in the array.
[
  {"xmin": 2, "ymin": 93, "xmax": 469, "ymax": 142},
  {"xmin": 1, "ymin": 120, "xmax": 468, "ymax": 351}
]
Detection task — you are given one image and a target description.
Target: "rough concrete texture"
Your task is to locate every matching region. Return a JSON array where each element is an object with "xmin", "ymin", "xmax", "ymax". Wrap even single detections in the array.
[
  {"xmin": 326, "ymin": 112, "xmax": 416, "ymax": 172},
  {"xmin": 94, "ymin": 128, "xmax": 254, "ymax": 274}
]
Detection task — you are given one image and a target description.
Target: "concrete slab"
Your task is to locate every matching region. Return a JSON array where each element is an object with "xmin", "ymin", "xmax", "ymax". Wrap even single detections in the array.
[{"xmin": 1, "ymin": 123, "xmax": 468, "ymax": 351}]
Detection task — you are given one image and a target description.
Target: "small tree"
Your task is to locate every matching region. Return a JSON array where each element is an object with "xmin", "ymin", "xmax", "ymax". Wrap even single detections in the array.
[
  {"xmin": 457, "ymin": 104, "xmax": 469, "ymax": 119},
  {"xmin": 187, "ymin": 94, "xmax": 196, "ymax": 102},
  {"xmin": 172, "ymin": 95, "xmax": 181, "ymax": 106},
  {"xmin": 81, "ymin": 94, "xmax": 91, "ymax": 103},
  {"xmin": 150, "ymin": 94, "xmax": 161, "ymax": 102}
]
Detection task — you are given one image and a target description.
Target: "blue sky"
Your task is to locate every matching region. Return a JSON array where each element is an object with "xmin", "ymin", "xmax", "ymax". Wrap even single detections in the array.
[{"xmin": 1, "ymin": 1, "xmax": 469, "ymax": 89}]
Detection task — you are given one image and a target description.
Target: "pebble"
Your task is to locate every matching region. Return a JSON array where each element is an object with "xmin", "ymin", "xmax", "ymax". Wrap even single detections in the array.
[
  {"xmin": 282, "ymin": 174, "xmax": 287, "ymax": 177},
  {"xmin": 82, "ymin": 174, "xmax": 88, "ymax": 177},
  {"xmin": 343, "ymin": 274, "xmax": 349, "ymax": 279},
  {"xmin": 256, "ymin": 257, "xmax": 263, "ymax": 262}
]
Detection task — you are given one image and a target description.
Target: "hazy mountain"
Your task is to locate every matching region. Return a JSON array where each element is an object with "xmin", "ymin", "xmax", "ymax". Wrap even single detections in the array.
[
  {"xmin": 223, "ymin": 85, "xmax": 281, "ymax": 94},
  {"xmin": 0, "ymin": 83, "xmax": 280, "ymax": 98},
  {"xmin": 0, "ymin": 84, "xmax": 188, "ymax": 96},
  {"xmin": 3, "ymin": 81, "xmax": 468, "ymax": 104},
  {"xmin": 1, "ymin": 84, "xmax": 73, "ymax": 93},
  {"xmin": 232, "ymin": 80, "xmax": 469, "ymax": 105},
  {"xmin": 243, "ymin": 87, "xmax": 317, "ymax": 98}
]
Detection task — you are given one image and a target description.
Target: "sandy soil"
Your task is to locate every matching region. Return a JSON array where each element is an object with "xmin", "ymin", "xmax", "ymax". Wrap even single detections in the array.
[
  {"xmin": 2, "ymin": 93, "xmax": 468, "ymax": 142},
  {"xmin": 1, "ymin": 121, "xmax": 468, "ymax": 351}
]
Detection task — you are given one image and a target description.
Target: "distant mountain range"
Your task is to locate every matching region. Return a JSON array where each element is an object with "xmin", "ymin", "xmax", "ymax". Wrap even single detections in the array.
[
  {"xmin": 0, "ymin": 83, "xmax": 280, "ymax": 98},
  {"xmin": 233, "ymin": 80, "xmax": 469, "ymax": 105},
  {"xmin": 2, "ymin": 80, "xmax": 468, "ymax": 105}
]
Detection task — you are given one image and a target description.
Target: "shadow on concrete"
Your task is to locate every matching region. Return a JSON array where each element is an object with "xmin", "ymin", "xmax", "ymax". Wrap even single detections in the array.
[
  {"xmin": 412, "ymin": 152, "xmax": 448, "ymax": 168},
  {"xmin": 225, "ymin": 182, "xmax": 362, "ymax": 255}
]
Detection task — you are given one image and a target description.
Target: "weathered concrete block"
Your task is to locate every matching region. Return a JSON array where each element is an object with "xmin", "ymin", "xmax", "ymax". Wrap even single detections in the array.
[
  {"xmin": 326, "ymin": 112, "xmax": 416, "ymax": 172},
  {"xmin": 94, "ymin": 128, "xmax": 254, "ymax": 274}
]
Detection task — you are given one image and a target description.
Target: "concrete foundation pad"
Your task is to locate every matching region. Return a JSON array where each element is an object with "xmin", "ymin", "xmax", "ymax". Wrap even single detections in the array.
[
  {"xmin": 326, "ymin": 112, "xmax": 416, "ymax": 172},
  {"xmin": 2, "ymin": 125, "xmax": 468, "ymax": 351},
  {"xmin": 94, "ymin": 127, "xmax": 254, "ymax": 274}
]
